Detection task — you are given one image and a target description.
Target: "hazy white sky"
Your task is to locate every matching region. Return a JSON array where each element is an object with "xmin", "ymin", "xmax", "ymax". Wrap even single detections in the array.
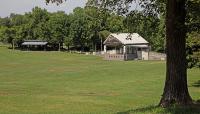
[{"xmin": 0, "ymin": 0, "xmax": 87, "ymax": 17}]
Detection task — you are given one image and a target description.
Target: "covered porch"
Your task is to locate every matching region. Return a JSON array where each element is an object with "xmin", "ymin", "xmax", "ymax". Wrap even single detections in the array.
[
  {"xmin": 104, "ymin": 44, "xmax": 149, "ymax": 61},
  {"xmin": 103, "ymin": 33, "xmax": 150, "ymax": 61}
]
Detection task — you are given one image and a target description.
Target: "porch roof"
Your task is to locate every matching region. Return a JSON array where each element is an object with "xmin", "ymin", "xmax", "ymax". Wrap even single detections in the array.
[
  {"xmin": 104, "ymin": 33, "xmax": 149, "ymax": 46},
  {"xmin": 128, "ymin": 44, "xmax": 149, "ymax": 48},
  {"xmin": 22, "ymin": 40, "xmax": 48, "ymax": 46}
]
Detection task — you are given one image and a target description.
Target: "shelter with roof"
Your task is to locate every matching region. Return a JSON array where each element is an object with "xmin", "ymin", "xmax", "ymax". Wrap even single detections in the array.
[
  {"xmin": 103, "ymin": 33, "xmax": 150, "ymax": 60},
  {"xmin": 21, "ymin": 40, "xmax": 48, "ymax": 51}
]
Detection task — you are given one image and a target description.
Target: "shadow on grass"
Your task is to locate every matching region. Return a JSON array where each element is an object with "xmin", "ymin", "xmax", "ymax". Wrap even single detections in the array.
[
  {"xmin": 117, "ymin": 103, "xmax": 200, "ymax": 114},
  {"xmin": 192, "ymin": 80, "xmax": 200, "ymax": 87},
  {"xmin": 117, "ymin": 105, "xmax": 158, "ymax": 114}
]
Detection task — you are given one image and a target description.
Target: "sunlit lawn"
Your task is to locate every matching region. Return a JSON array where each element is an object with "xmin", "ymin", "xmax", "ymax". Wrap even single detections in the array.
[{"xmin": 0, "ymin": 46, "xmax": 199, "ymax": 114}]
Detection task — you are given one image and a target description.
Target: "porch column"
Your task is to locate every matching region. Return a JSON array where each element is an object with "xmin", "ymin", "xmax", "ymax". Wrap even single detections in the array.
[
  {"xmin": 104, "ymin": 45, "xmax": 107, "ymax": 53},
  {"xmin": 123, "ymin": 45, "xmax": 126, "ymax": 54}
]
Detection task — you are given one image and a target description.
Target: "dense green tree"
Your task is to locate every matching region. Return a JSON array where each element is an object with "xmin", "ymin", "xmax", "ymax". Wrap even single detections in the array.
[
  {"xmin": 9, "ymin": 13, "xmax": 29, "ymax": 26},
  {"xmin": 0, "ymin": 17, "xmax": 11, "ymax": 27},
  {"xmin": 187, "ymin": 32, "xmax": 200, "ymax": 68},
  {"xmin": 186, "ymin": 0, "xmax": 200, "ymax": 33},
  {"xmin": 47, "ymin": 11, "xmax": 71, "ymax": 49},
  {"xmin": 84, "ymin": 6, "xmax": 102, "ymax": 51},
  {"xmin": 10, "ymin": 14, "xmax": 31, "ymax": 46},
  {"xmin": 186, "ymin": 0, "xmax": 200, "ymax": 68},
  {"xmin": 69, "ymin": 7, "xmax": 91, "ymax": 51},
  {"xmin": 0, "ymin": 26, "xmax": 8, "ymax": 42},
  {"xmin": 0, "ymin": 26, "xmax": 16, "ymax": 47},
  {"xmin": 29, "ymin": 7, "xmax": 50, "ymax": 40},
  {"xmin": 106, "ymin": 13, "xmax": 125, "ymax": 33},
  {"xmin": 124, "ymin": 10, "xmax": 162, "ymax": 51}
]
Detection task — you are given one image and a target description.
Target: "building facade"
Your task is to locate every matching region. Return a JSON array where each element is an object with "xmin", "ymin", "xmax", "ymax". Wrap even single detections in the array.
[{"xmin": 103, "ymin": 33, "xmax": 150, "ymax": 61}]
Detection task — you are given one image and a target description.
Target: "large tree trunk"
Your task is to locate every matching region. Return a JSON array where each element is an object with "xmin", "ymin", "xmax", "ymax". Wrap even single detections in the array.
[{"xmin": 159, "ymin": 0, "xmax": 193, "ymax": 107}]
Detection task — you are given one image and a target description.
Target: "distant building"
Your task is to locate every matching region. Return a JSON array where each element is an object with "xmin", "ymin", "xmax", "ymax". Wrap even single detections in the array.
[
  {"xmin": 21, "ymin": 40, "xmax": 48, "ymax": 51},
  {"xmin": 103, "ymin": 33, "xmax": 150, "ymax": 60}
]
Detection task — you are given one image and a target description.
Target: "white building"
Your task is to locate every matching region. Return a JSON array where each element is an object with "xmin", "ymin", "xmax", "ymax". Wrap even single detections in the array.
[{"xmin": 103, "ymin": 33, "xmax": 150, "ymax": 60}]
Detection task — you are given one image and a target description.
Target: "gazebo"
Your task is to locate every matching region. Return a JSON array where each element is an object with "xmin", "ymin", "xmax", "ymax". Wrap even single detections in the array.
[{"xmin": 103, "ymin": 33, "xmax": 150, "ymax": 61}]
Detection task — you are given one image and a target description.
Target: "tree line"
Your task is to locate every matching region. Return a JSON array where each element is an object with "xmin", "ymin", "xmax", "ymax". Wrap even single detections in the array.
[{"xmin": 0, "ymin": 6, "xmax": 163, "ymax": 51}]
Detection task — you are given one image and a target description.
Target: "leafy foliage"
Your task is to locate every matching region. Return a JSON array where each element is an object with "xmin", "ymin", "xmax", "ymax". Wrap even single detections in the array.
[
  {"xmin": 186, "ymin": 0, "xmax": 200, "ymax": 68},
  {"xmin": 187, "ymin": 32, "xmax": 200, "ymax": 68},
  {"xmin": 0, "ymin": 6, "xmax": 123, "ymax": 51}
]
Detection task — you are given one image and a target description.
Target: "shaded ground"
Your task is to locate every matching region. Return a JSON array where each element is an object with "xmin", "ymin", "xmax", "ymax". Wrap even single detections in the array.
[{"xmin": 117, "ymin": 104, "xmax": 200, "ymax": 114}]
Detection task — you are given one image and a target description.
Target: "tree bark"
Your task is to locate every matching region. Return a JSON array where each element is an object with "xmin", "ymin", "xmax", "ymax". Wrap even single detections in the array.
[{"xmin": 159, "ymin": 0, "xmax": 193, "ymax": 107}]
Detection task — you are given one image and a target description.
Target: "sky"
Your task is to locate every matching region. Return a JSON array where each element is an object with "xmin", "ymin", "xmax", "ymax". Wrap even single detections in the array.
[{"xmin": 0, "ymin": 0, "xmax": 87, "ymax": 17}]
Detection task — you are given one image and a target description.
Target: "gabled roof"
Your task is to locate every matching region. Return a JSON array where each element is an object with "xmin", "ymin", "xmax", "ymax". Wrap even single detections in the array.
[{"xmin": 104, "ymin": 33, "xmax": 149, "ymax": 45}]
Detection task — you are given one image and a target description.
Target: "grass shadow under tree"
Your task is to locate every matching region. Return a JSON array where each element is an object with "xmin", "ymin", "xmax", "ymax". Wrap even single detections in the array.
[{"xmin": 117, "ymin": 102, "xmax": 200, "ymax": 114}]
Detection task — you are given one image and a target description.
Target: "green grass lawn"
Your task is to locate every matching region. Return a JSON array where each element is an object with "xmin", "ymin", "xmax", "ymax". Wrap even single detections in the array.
[{"xmin": 0, "ymin": 46, "xmax": 199, "ymax": 114}]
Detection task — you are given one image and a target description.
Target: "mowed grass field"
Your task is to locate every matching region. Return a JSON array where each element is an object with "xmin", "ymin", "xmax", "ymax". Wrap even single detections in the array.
[{"xmin": 0, "ymin": 46, "xmax": 199, "ymax": 114}]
